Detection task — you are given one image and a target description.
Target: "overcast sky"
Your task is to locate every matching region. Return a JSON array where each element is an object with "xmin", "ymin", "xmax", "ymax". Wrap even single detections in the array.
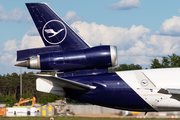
[{"xmin": 1, "ymin": 0, "xmax": 180, "ymax": 74}]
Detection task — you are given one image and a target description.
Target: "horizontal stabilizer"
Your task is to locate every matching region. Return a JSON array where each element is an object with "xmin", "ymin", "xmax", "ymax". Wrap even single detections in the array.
[
  {"xmin": 36, "ymin": 78, "xmax": 65, "ymax": 96},
  {"xmin": 34, "ymin": 74, "xmax": 96, "ymax": 92},
  {"xmin": 158, "ymin": 88, "xmax": 180, "ymax": 95}
]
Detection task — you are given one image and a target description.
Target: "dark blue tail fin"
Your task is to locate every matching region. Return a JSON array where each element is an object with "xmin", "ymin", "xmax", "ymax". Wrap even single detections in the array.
[{"xmin": 26, "ymin": 3, "xmax": 90, "ymax": 51}]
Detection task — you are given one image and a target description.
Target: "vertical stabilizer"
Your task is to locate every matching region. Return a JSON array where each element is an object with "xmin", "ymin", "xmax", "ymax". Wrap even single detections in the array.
[{"xmin": 26, "ymin": 3, "xmax": 90, "ymax": 51}]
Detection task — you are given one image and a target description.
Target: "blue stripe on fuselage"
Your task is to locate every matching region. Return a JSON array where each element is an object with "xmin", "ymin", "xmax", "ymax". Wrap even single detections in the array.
[{"xmin": 63, "ymin": 72, "xmax": 156, "ymax": 112}]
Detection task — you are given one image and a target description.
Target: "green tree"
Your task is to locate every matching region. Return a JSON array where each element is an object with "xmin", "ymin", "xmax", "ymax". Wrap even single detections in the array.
[
  {"xmin": 109, "ymin": 64, "xmax": 142, "ymax": 72},
  {"xmin": 150, "ymin": 58, "xmax": 162, "ymax": 68},
  {"xmin": 4, "ymin": 93, "xmax": 17, "ymax": 107},
  {"xmin": 169, "ymin": 53, "xmax": 180, "ymax": 67},
  {"xmin": 66, "ymin": 98, "xmax": 80, "ymax": 104},
  {"xmin": 20, "ymin": 92, "xmax": 33, "ymax": 99},
  {"xmin": 38, "ymin": 93, "xmax": 60, "ymax": 105},
  {"xmin": 161, "ymin": 57, "xmax": 170, "ymax": 68},
  {"xmin": 0, "ymin": 96, "xmax": 4, "ymax": 103},
  {"xmin": 151, "ymin": 53, "xmax": 180, "ymax": 68}
]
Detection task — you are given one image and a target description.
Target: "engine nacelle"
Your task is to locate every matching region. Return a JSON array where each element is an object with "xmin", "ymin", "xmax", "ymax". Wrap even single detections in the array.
[{"xmin": 15, "ymin": 45, "xmax": 117, "ymax": 72}]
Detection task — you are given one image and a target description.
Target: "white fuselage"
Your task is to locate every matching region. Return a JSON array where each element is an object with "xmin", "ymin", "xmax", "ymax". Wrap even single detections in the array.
[{"xmin": 116, "ymin": 68, "xmax": 180, "ymax": 111}]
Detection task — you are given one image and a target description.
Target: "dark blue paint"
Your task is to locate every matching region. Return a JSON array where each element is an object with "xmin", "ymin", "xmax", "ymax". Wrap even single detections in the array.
[
  {"xmin": 17, "ymin": 45, "xmax": 62, "ymax": 61},
  {"xmin": 40, "ymin": 45, "xmax": 112, "ymax": 72},
  {"xmin": 57, "ymin": 69, "xmax": 108, "ymax": 78},
  {"xmin": 63, "ymin": 72, "xmax": 156, "ymax": 112},
  {"xmin": 26, "ymin": 3, "xmax": 89, "ymax": 51},
  {"xmin": 16, "ymin": 3, "xmax": 156, "ymax": 112}
]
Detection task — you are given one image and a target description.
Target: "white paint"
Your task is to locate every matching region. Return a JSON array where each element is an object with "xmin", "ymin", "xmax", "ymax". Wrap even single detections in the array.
[
  {"xmin": 36, "ymin": 78, "xmax": 65, "ymax": 97},
  {"xmin": 116, "ymin": 68, "xmax": 180, "ymax": 111},
  {"xmin": 6, "ymin": 107, "xmax": 38, "ymax": 116}
]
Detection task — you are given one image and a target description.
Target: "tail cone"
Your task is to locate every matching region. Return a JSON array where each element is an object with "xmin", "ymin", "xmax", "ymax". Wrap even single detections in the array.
[
  {"xmin": 15, "ymin": 56, "xmax": 40, "ymax": 69},
  {"xmin": 15, "ymin": 61, "xmax": 30, "ymax": 67}
]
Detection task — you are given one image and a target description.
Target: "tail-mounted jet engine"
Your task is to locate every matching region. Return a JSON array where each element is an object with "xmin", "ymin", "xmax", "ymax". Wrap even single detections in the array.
[{"xmin": 15, "ymin": 45, "xmax": 117, "ymax": 72}]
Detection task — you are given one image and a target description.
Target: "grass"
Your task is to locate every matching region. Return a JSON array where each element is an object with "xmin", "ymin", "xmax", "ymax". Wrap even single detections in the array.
[{"xmin": 0, "ymin": 116, "xmax": 180, "ymax": 120}]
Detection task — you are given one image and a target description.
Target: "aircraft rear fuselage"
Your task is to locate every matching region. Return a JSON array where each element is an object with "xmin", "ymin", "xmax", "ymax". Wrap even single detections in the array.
[{"xmin": 15, "ymin": 3, "xmax": 180, "ymax": 112}]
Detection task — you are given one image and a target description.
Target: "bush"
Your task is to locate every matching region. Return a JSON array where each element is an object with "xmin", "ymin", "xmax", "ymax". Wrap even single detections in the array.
[
  {"xmin": 38, "ymin": 93, "xmax": 60, "ymax": 105},
  {"xmin": 4, "ymin": 93, "xmax": 17, "ymax": 107}
]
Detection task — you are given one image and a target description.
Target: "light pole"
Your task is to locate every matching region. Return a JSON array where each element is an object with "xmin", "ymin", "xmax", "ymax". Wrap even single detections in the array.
[{"xmin": 20, "ymin": 68, "xmax": 22, "ymax": 96}]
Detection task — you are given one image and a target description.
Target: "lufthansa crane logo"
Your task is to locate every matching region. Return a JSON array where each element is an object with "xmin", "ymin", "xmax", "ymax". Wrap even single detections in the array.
[
  {"xmin": 141, "ymin": 79, "xmax": 148, "ymax": 87},
  {"xmin": 42, "ymin": 20, "xmax": 67, "ymax": 44}
]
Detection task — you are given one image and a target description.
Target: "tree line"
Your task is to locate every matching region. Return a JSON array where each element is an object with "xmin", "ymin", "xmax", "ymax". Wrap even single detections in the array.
[
  {"xmin": 0, "ymin": 72, "xmax": 62, "ymax": 106},
  {"xmin": 0, "ymin": 53, "xmax": 180, "ymax": 106}
]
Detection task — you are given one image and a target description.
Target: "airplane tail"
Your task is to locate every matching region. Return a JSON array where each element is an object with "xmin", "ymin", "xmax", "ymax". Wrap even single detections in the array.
[{"xmin": 26, "ymin": 3, "xmax": 90, "ymax": 51}]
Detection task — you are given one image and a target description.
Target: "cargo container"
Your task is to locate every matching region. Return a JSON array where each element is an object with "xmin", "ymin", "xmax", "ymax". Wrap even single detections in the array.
[
  {"xmin": 0, "ymin": 107, "xmax": 6, "ymax": 116},
  {"xmin": 6, "ymin": 107, "xmax": 38, "ymax": 116}
]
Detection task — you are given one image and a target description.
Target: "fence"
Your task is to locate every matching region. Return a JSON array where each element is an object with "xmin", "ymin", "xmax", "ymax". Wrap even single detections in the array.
[{"xmin": 68, "ymin": 104, "xmax": 120, "ymax": 114}]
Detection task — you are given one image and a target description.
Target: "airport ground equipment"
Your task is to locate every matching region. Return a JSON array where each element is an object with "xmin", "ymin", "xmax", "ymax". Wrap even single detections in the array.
[{"xmin": 14, "ymin": 97, "xmax": 36, "ymax": 106}]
